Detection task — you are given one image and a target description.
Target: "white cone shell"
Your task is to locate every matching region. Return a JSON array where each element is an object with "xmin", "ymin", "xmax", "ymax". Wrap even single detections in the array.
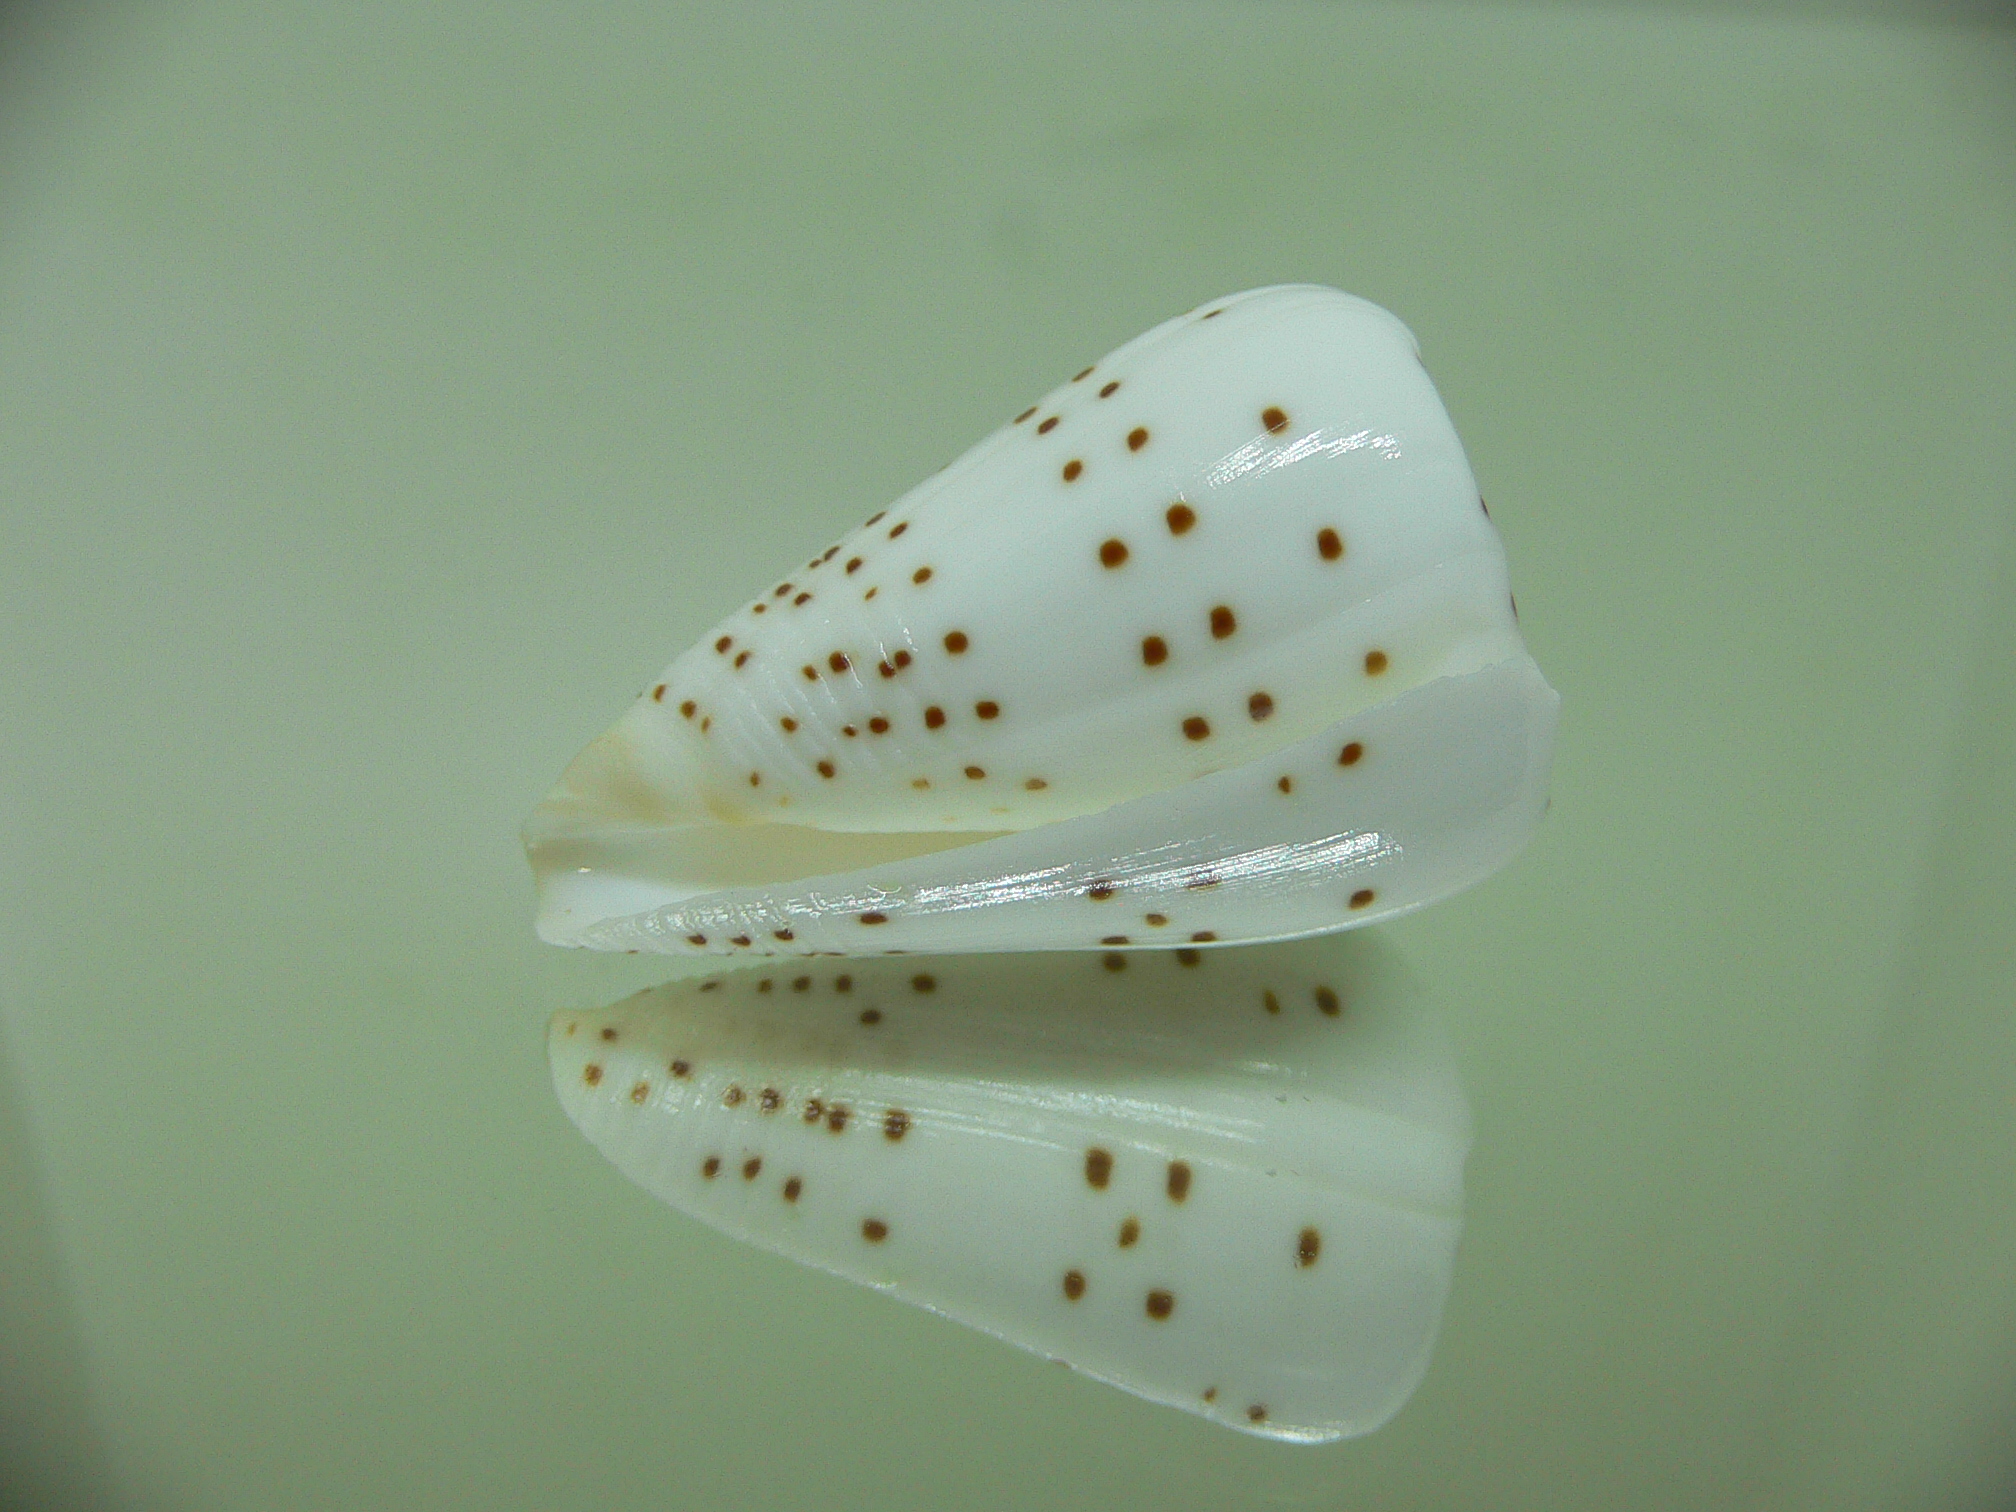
[
  {"xmin": 549, "ymin": 936, "xmax": 1470, "ymax": 1441},
  {"xmin": 527, "ymin": 285, "xmax": 1558, "ymax": 956}
]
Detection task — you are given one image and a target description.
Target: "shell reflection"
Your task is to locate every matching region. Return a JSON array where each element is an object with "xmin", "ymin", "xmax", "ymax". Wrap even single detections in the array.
[{"xmin": 550, "ymin": 933, "xmax": 1470, "ymax": 1442}]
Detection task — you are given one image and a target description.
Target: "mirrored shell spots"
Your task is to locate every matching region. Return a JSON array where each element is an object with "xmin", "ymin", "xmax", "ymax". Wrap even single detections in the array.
[
  {"xmin": 525, "ymin": 284, "xmax": 1558, "ymax": 957},
  {"xmin": 547, "ymin": 935, "xmax": 1471, "ymax": 1442}
]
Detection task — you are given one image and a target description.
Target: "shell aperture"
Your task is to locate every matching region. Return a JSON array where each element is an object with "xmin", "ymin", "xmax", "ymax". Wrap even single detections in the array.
[
  {"xmin": 549, "ymin": 935, "xmax": 1469, "ymax": 1442},
  {"xmin": 525, "ymin": 285, "xmax": 1558, "ymax": 957}
]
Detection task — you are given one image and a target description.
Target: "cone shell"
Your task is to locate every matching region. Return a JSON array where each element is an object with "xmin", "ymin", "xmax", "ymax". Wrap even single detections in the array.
[{"xmin": 527, "ymin": 285, "xmax": 1558, "ymax": 956}]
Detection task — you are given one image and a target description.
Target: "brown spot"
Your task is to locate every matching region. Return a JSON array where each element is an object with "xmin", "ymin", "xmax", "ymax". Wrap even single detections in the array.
[
  {"xmin": 817, "ymin": 760, "xmax": 836, "ymax": 779},
  {"xmin": 803, "ymin": 1098, "xmax": 824, "ymax": 1124},
  {"xmin": 583, "ymin": 1063, "xmax": 603, "ymax": 1087},
  {"xmin": 888, "ymin": 522, "xmax": 908, "ymax": 539},
  {"xmin": 974, "ymin": 700, "xmax": 999, "ymax": 720},
  {"xmin": 1183, "ymin": 716, "xmax": 1210, "ymax": 741},
  {"xmin": 1144, "ymin": 913, "xmax": 1167, "ymax": 927},
  {"xmin": 1297, "ymin": 1227, "xmax": 1321, "ymax": 1267},
  {"xmin": 1063, "ymin": 459, "xmax": 1084, "ymax": 482},
  {"xmin": 1262, "ymin": 406, "xmax": 1289, "ymax": 435},
  {"xmin": 742, "ymin": 1157, "xmax": 763, "ymax": 1180},
  {"xmin": 1166, "ymin": 502, "xmax": 1196, "ymax": 535},
  {"xmin": 1015, "ymin": 406, "xmax": 1038, "ymax": 423},
  {"xmin": 1118, "ymin": 1218, "xmax": 1140, "ymax": 1248},
  {"xmin": 1085, "ymin": 1148, "xmax": 1114, "ymax": 1189},
  {"xmin": 1209, "ymin": 605, "xmax": 1237, "ymax": 639},
  {"xmin": 802, "ymin": 665, "xmax": 818, "ymax": 681},
  {"xmin": 1190, "ymin": 930, "xmax": 1217, "ymax": 943},
  {"xmin": 791, "ymin": 595, "xmax": 810, "ymax": 608},
  {"xmin": 829, "ymin": 651, "xmax": 851, "ymax": 674},
  {"xmin": 1338, "ymin": 741, "xmax": 1363, "ymax": 766},
  {"xmin": 912, "ymin": 566, "xmax": 933, "ymax": 585},
  {"xmin": 861, "ymin": 1218, "xmax": 888, "ymax": 1242},
  {"xmin": 911, "ymin": 973, "xmax": 936, "ymax": 994},
  {"xmin": 723, "ymin": 1085, "xmax": 744, "ymax": 1107},
  {"xmin": 699, "ymin": 717, "xmax": 711, "ymax": 733},
  {"xmin": 774, "ymin": 585, "xmax": 792, "ymax": 598},
  {"xmin": 748, "ymin": 771, "xmax": 761, "ymax": 787},
  {"xmin": 868, "ymin": 716, "xmax": 890, "ymax": 734},
  {"xmin": 1317, "ymin": 527, "xmax": 1344, "ymax": 561},
  {"xmin": 1098, "ymin": 380, "xmax": 1120, "ymax": 398},
  {"xmin": 760, "ymin": 1087, "xmax": 782, "ymax": 1111},
  {"xmin": 651, "ymin": 684, "xmax": 667, "ymax": 701},
  {"xmin": 1127, "ymin": 427, "xmax": 1149, "ymax": 451},
  {"xmin": 685, "ymin": 932, "xmax": 707, "ymax": 946},
  {"xmin": 1277, "ymin": 775, "xmax": 1293, "ymax": 793},
  {"xmin": 865, "ymin": 511, "xmax": 886, "ymax": 526},
  {"xmin": 1202, "ymin": 307, "xmax": 1224, "ymax": 319},
  {"xmin": 1480, "ymin": 495, "xmax": 1491, "ymax": 517},
  {"xmin": 822, "ymin": 545, "xmax": 840, "ymax": 562},
  {"xmin": 1166, "ymin": 1161, "xmax": 1192, "ymax": 1201},
  {"xmin": 1103, "ymin": 953, "xmax": 1127, "ymax": 972},
  {"xmin": 1074, "ymin": 365, "xmax": 1094, "ymax": 381},
  {"xmin": 671, "ymin": 1059, "xmax": 692, "ymax": 1078},
  {"xmin": 1248, "ymin": 691, "xmax": 1274, "ymax": 721},
  {"xmin": 864, "ymin": 587, "xmax": 878, "ymax": 600},
  {"xmin": 884, "ymin": 1109, "xmax": 910, "ymax": 1141},
  {"xmin": 1087, "ymin": 882, "xmax": 1115, "ymax": 901},
  {"xmin": 729, "ymin": 934, "xmax": 752, "ymax": 947},
  {"xmin": 715, "ymin": 635, "xmax": 733, "ymax": 653},
  {"xmin": 1063, "ymin": 1270, "xmax": 1086, "ymax": 1301},
  {"xmin": 1315, "ymin": 986, "xmax": 1340, "ymax": 1016},
  {"xmin": 752, "ymin": 602, "xmax": 766, "ymax": 614},
  {"xmin": 835, "ymin": 975, "xmax": 853, "ymax": 992},
  {"xmin": 1099, "ymin": 537, "xmax": 1128, "ymax": 568},
  {"xmin": 1264, "ymin": 990, "xmax": 1280, "ymax": 1014},
  {"xmin": 1176, "ymin": 949, "xmax": 1201, "ymax": 967},
  {"xmin": 859, "ymin": 911, "xmax": 888, "ymax": 925},
  {"xmin": 1349, "ymin": 888, "xmax": 1376, "ymax": 909},
  {"xmin": 702, "ymin": 1156, "xmax": 721, "ymax": 1179},
  {"xmin": 564, "ymin": 1022, "xmax": 577, "ymax": 1037},
  {"xmin": 859, "ymin": 1008, "xmax": 882, "ymax": 1026},
  {"xmin": 894, "ymin": 649, "xmax": 912, "ymax": 668},
  {"xmin": 1141, "ymin": 635, "xmax": 1169, "ymax": 666},
  {"xmin": 783, "ymin": 1177, "xmax": 802, "ymax": 1202},
  {"xmin": 1146, "ymin": 1290, "xmax": 1175, "ymax": 1320},
  {"xmin": 845, "ymin": 556, "xmax": 863, "ymax": 574},
  {"xmin": 775, "ymin": 928, "xmax": 795, "ymax": 942},
  {"xmin": 1203, "ymin": 1388, "xmax": 1218, "ymax": 1404},
  {"xmin": 629, "ymin": 1080, "xmax": 649, "ymax": 1104},
  {"xmin": 1101, "ymin": 935, "xmax": 1131, "ymax": 946},
  {"xmin": 964, "ymin": 765, "xmax": 986, "ymax": 780},
  {"xmin": 1247, "ymin": 1404, "xmax": 1268, "ymax": 1423},
  {"xmin": 1024, "ymin": 777, "xmax": 1048, "ymax": 790},
  {"xmin": 680, "ymin": 700, "xmax": 697, "ymax": 718},
  {"xmin": 1364, "ymin": 649, "xmax": 1388, "ymax": 675},
  {"xmin": 599, "ymin": 1026, "xmax": 618, "ymax": 1043},
  {"xmin": 924, "ymin": 705, "xmax": 946, "ymax": 729},
  {"xmin": 826, "ymin": 1105, "xmax": 850, "ymax": 1133},
  {"xmin": 943, "ymin": 630, "xmax": 969, "ymax": 654},
  {"xmin": 1037, "ymin": 415, "xmax": 1060, "ymax": 434},
  {"xmin": 877, "ymin": 661, "xmax": 896, "ymax": 679},
  {"xmin": 697, "ymin": 981, "xmax": 719, "ymax": 992}
]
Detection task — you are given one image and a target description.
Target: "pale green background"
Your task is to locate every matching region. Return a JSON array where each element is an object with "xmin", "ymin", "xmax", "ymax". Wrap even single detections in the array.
[{"xmin": 2, "ymin": 2, "xmax": 2013, "ymax": 1508}]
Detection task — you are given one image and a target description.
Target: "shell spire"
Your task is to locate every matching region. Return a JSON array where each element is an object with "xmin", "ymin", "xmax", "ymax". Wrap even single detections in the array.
[{"xmin": 527, "ymin": 285, "xmax": 1557, "ymax": 956}]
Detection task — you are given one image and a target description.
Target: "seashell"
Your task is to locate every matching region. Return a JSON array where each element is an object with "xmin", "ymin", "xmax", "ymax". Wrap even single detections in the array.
[
  {"xmin": 526, "ymin": 285, "xmax": 1558, "ymax": 956},
  {"xmin": 550, "ymin": 935, "xmax": 1470, "ymax": 1441}
]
